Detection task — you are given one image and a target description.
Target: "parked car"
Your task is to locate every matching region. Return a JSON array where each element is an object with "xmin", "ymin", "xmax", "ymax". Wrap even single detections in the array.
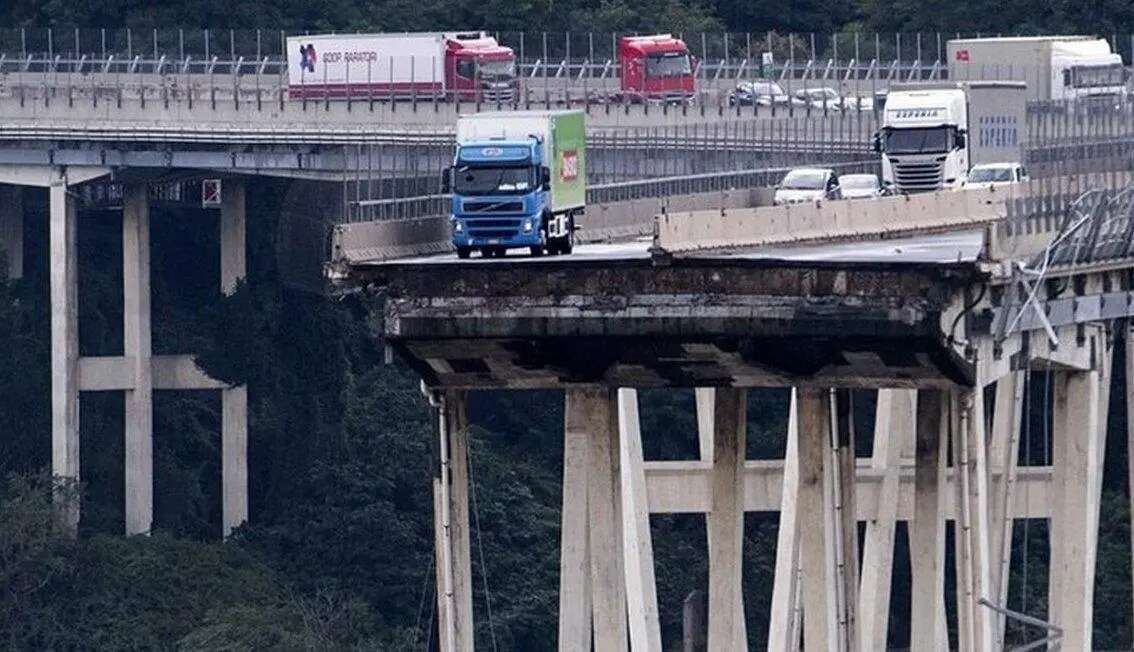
[
  {"xmin": 774, "ymin": 167, "xmax": 841, "ymax": 205},
  {"xmin": 728, "ymin": 80, "xmax": 791, "ymax": 107},
  {"xmin": 838, "ymin": 173, "xmax": 884, "ymax": 199},
  {"xmin": 964, "ymin": 162, "xmax": 1029, "ymax": 187}
]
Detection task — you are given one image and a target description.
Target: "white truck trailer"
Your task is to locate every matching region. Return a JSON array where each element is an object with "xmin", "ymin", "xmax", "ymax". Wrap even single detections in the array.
[
  {"xmin": 876, "ymin": 81, "xmax": 1028, "ymax": 193},
  {"xmin": 947, "ymin": 36, "xmax": 1127, "ymax": 104}
]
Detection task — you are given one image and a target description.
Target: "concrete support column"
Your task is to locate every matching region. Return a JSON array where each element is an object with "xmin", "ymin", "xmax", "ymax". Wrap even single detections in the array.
[
  {"xmin": 706, "ymin": 387, "xmax": 747, "ymax": 651},
  {"xmin": 1049, "ymin": 367, "xmax": 1105, "ymax": 650},
  {"xmin": 988, "ymin": 372, "xmax": 1024, "ymax": 647},
  {"xmin": 618, "ymin": 389, "xmax": 662, "ymax": 651},
  {"xmin": 797, "ymin": 387, "xmax": 837, "ymax": 651},
  {"xmin": 0, "ymin": 184, "xmax": 22, "ymax": 280},
  {"xmin": 1127, "ymin": 325, "xmax": 1134, "ymax": 639},
  {"xmin": 858, "ymin": 389, "xmax": 914, "ymax": 650},
  {"xmin": 587, "ymin": 388, "xmax": 628, "ymax": 652},
  {"xmin": 768, "ymin": 390, "xmax": 802, "ymax": 652},
  {"xmin": 909, "ymin": 388, "xmax": 948, "ymax": 650},
  {"xmin": 434, "ymin": 390, "xmax": 475, "ymax": 652},
  {"xmin": 695, "ymin": 388, "xmax": 748, "ymax": 648},
  {"xmin": 123, "ymin": 185, "xmax": 153, "ymax": 536},
  {"xmin": 559, "ymin": 389, "xmax": 593, "ymax": 651},
  {"xmin": 220, "ymin": 179, "xmax": 248, "ymax": 537},
  {"xmin": 49, "ymin": 174, "xmax": 79, "ymax": 535},
  {"xmin": 953, "ymin": 387, "xmax": 995, "ymax": 651}
]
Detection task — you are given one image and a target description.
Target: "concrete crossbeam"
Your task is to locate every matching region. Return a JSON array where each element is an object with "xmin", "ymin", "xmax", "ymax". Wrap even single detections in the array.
[
  {"xmin": 77, "ymin": 354, "xmax": 227, "ymax": 391},
  {"xmin": 640, "ymin": 458, "xmax": 1054, "ymax": 519}
]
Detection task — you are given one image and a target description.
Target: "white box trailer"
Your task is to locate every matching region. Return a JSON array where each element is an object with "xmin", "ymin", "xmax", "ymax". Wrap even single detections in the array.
[
  {"xmin": 286, "ymin": 32, "xmax": 517, "ymax": 100},
  {"xmin": 947, "ymin": 36, "xmax": 1127, "ymax": 102}
]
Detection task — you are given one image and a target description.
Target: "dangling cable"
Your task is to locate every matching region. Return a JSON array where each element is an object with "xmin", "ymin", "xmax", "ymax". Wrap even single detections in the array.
[
  {"xmin": 467, "ymin": 441, "xmax": 499, "ymax": 652},
  {"xmin": 413, "ymin": 553, "xmax": 436, "ymax": 648}
]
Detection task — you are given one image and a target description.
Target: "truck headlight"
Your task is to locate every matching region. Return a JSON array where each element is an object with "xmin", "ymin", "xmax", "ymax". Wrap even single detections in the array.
[{"xmin": 522, "ymin": 219, "xmax": 533, "ymax": 233}]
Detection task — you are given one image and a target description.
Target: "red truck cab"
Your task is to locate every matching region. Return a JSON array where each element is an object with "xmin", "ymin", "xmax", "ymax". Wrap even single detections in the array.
[
  {"xmin": 444, "ymin": 32, "xmax": 517, "ymax": 102},
  {"xmin": 618, "ymin": 35, "xmax": 695, "ymax": 102}
]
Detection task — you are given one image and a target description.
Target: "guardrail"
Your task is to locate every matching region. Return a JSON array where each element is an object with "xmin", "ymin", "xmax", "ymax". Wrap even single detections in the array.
[{"xmin": 345, "ymin": 160, "xmax": 878, "ymax": 223}]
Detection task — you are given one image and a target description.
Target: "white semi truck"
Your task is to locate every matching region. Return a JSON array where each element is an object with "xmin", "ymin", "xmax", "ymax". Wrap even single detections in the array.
[
  {"xmin": 875, "ymin": 81, "xmax": 1028, "ymax": 194},
  {"xmin": 947, "ymin": 36, "xmax": 1127, "ymax": 104}
]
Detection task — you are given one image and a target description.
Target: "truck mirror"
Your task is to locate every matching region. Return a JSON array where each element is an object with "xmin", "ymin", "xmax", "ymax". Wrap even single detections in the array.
[
  {"xmin": 871, "ymin": 132, "xmax": 882, "ymax": 153},
  {"xmin": 441, "ymin": 168, "xmax": 451, "ymax": 193},
  {"xmin": 1063, "ymin": 69, "xmax": 1072, "ymax": 87},
  {"xmin": 955, "ymin": 130, "xmax": 967, "ymax": 149},
  {"xmin": 541, "ymin": 166, "xmax": 551, "ymax": 190}
]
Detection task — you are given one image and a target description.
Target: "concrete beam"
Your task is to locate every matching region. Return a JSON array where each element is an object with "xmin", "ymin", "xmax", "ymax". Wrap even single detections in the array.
[
  {"xmin": 640, "ymin": 459, "xmax": 1054, "ymax": 519},
  {"xmin": 909, "ymin": 389, "xmax": 948, "ymax": 650},
  {"xmin": 49, "ymin": 172, "xmax": 79, "ymax": 535},
  {"xmin": 77, "ymin": 354, "xmax": 227, "ymax": 391},
  {"xmin": 0, "ymin": 185, "xmax": 22, "ymax": 280},
  {"xmin": 123, "ymin": 184, "xmax": 153, "ymax": 536},
  {"xmin": 618, "ymin": 389, "xmax": 662, "ymax": 652},
  {"xmin": 797, "ymin": 387, "xmax": 837, "ymax": 651},
  {"xmin": 586, "ymin": 388, "xmax": 628, "ymax": 652},
  {"xmin": 706, "ymin": 388, "xmax": 747, "ymax": 651},
  {"xmin": 559, "ymin": 390, "xmax": 593, "ymax": 651},
  {"xmin": 767, "ymin": 390, "xmax": 802, "ymax": 652},
  {"xmin": 0, "ymin": 164, "xmax": 109, "ymax": 188}
]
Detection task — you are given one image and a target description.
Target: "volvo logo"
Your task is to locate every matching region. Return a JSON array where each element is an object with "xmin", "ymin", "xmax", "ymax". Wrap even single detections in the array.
[{"xmin": 481, "ymin": 147, "xmax": 504, "ymax": 156}]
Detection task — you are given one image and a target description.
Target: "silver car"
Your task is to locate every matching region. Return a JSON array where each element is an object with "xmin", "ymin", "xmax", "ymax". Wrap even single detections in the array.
[
  {"xmin": 838, "ymin": 173, "xmax": 883, "ymax": 199},
  {"xmin": 774, "ymin": 168, "xmax": 841, "ymax": 205}
]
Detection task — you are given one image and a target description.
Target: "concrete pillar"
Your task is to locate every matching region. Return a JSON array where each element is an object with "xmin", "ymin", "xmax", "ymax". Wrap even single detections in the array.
[
  {"xmin": 797, "ymin": 387, "xmax": 837, "ymax": 651},
  {"xmin": 0, "ymin": 185, "xmax": 22, "ymax": 280},
  {"xmin": 434, "ymin": 390, "xmax": 475, "ymax": 652},
  {"xmin": 1049, "ymin": 368, "xmax": 1104, "ymax": 650},
  {"xmin": 49, "ymin": 175, "xmax": 79, "ymax": 535},
  {"xmin": 954, "ymin": 386, "xmax": 995, "ymax": 651},
  {"xmin": 123, "ymin": 185, "xmax": 153, "ymax": 536},
  {"xmin": 858, "ymin": 389, "xmax": 913, "ymax": 650},
  {"xmin": 618, "ymin": 389, "xmax": 662, "ymax": 651},
  {"xmin": 909, "ymin": 389, "xmax": 948, "ymax": 650},
  {"xmin": 988, "ymin": 372, "xmax": 1024, "ymax": 647},
  {"xmin": 1127, "ymin": 326, "xmax": 1134, "ymax": 639},
  {"xmin": 587, "ymin": 388, "xmax": 628, "ymax": 652},
  {"xmin": 220, "ymin": 179, "xmax": 248, "ymax": 537},
  {"xmin": 559, "ymin": 389, "xmax": 593, "ymax": 651},
  {"xmin": 768, "ymin": 390, "xmax": 802, "ymax": 652},
  {"xmin": 706, "ymin": 387, "xmax": 747, "ymax": 651},
  {"xmin": 831, "ymin": 389, "xmax": 858, "ymax": 652}
]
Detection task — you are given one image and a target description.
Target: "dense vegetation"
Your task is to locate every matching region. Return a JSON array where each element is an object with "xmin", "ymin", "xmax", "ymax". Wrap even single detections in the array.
[{"xmin": 4, "ymin": 5, "xmax": 1134, "ymax": 648}]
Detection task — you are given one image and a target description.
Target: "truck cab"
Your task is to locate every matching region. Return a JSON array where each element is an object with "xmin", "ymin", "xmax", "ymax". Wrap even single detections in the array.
[
  {"xmin": 618, "ymin": 35, "xmax": 695, "ymax": 103},
  {"xmin": 444, "ymin": 32, "xmax": 517, "ymax": 102},
  {"xmin": 877, "ymin": 87, "xmax": 969, "ymax": 194}
]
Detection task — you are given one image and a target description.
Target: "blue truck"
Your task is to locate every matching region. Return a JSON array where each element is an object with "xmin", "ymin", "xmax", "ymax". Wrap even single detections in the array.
[{"xmin": 444, "ymin": 110, "xmax": 586, "ymax": 258}]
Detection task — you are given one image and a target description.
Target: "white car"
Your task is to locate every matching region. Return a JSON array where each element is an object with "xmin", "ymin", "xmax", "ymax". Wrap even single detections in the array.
[
  {"xmin": 774, "ymin": 168, "xmax": 841, "ymax": 205},
  {"xmin": 838, "ymin": 173, "xmax": 883, "ymax": 199},
  {"xmin": 794, "ymin": 87, "xmax": 843, "ymax": 111},
  {"xmin": 964, "ymin": 162, "xmax": 1029, "ymax": 187}
]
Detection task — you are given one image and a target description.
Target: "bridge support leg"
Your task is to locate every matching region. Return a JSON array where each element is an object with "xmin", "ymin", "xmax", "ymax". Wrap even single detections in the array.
[
  {"xmin": 858, "ymin": 389, "xmax": 914, "ymax": 650},
  {"xmin": 123, "ymin": 185, "xmax": 153, "ymax": 536},
  {"xmin": 953, "ymin": 386, "xmax": 995, "ymax": 651},
  {"xmin": 831, "ymin": 389, "xmax": 859, "ymax": 651},
  {"xmin": 1049, "ymin": 359, "xmax": 1109, "ymax": 650},
  {"xmin": 706, "ymin": 387, "xmax": 747, "ymax": 651},
  {"xmin": 910, "ymin": 389, "xmax": 948, "ymax": 650},
  {"xmin": 618, "ymin": 389, "xmax": 662, "ymax": 651},
  {"xmin": 586, "ymin": 388, "xmax": 628, "ymax": 652},
  {"xmin": 768, "ymin": 390, "xmax": 802, "ymax": 652},
  {"xmin": 697, "ymin": 388, "xmax": 749, "ymax": 650},
  {"xmin": 49, "ymin": 173, "xmax": 79, "ymax": 535},
  {"xmin": 221, "ymin": 180, "xmax": 248, "ymax": 538},
  {"xmin": 434, "ymin": 390, "xmax": 474, "ymax": 652},
  {"xmin": 559, "ymin": 389, "xmax": 593, "ymax": 651},
  {"xmin": 0, "ymin": 185, "xmax": 22, "ymax": 280},
  {"xmin": 1127, "ymin": 325, "xmax": 1134, "ymax": 644},
  {"xmin": 797, "ymin": 387, "xmax": 837, "ymax": 650},
  {"xmin": 989, "ymin": 372, "xmax": 1024, "ymax": 647}
]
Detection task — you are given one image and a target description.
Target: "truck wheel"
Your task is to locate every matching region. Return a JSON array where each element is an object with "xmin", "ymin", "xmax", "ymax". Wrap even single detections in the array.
[
  {"xmin": 559, "ymin": 216, "xmax": 576, "ymax": 255},
  {"xmin": 529, "ymin": 246, "xmax": 544, "ymax": 257},
  {"xmin": 456, "ymin": 246, "xmax": 471, "ymax": 259}
]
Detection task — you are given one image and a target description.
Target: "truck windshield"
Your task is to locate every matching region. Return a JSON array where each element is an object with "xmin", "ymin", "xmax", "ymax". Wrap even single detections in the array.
[
  {"xmin": 646, "ymin": 53, "xmax": 692, "ymax": 78},
  {"xmin": 453, "ymin": 165, "xmax": 533, "ymax": 195},
  {"xmin": 479, "ymin": 59, "xmax": 515, "ymax": 78},
  {"xmin": 1070, "ymin": 64, "xmax": 1126, "ymax": 88},
  {"xmin": 883, "ymin": 127, "xmax": 953, "ymax": 155},
  {"xmin": 968, "ymin": 167, "xmax": 1013, "ymax": 183}
]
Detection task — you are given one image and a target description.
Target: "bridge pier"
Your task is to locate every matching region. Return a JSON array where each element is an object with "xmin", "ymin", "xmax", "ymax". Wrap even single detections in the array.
[
  {"xmin": 123, "ymin": 185, "xmax": 154, "ymax": 535},
  {"xmin": 0, "ymin": 185, "xmax": 23, "ymax": 280},
  {"xmin": 220, "ymin": 180, "xmax": 249, "ymax": 538},
  {"xmin": 49, "ymin": 172, "xmax": 80, "ymax": 534}
]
